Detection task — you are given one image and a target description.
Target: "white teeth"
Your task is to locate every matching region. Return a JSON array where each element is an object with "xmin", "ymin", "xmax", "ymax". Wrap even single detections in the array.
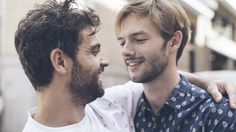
[
  {"xmin": 126, "ymin": 59, "xmax": 143, "ymax": 67},
  {"xmin": 129, "ymin": 62, "xmax": 138, "ymax": 67},
  {"xmin": 127, "ymin": 61, "xmax": 142, "ymax": 67}
]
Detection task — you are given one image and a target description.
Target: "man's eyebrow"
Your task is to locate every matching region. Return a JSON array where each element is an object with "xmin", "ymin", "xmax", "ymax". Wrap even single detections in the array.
[
  {"xmin": 117, "ymin": 37, "xmax": 123, "ymax": 41},
  {"xmin": 91, "ymin": 43, "xmax": 101, "ymax": 50},
  {"xmin": 131, "ymin": 31, "xmax": 148, "ymax": 37},
  {"xmin": 117, "ymin": 31, "xmax": 148, "ymax": 40}
]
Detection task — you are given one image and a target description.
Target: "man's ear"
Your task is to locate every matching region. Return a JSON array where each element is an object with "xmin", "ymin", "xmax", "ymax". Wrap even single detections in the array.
[
  {"xmin": 169, "ymin": 31, "xmax": 183, "ymax": 52},
  {"xmin": 50, "ymin": 48, "xmax": 69, "ymax": 74}
]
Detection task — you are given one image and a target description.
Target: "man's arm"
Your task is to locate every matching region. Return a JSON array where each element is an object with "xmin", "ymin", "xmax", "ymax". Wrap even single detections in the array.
[{"xmin": 180, "ymin": 71, "xmax": 236, "ymax": 109}]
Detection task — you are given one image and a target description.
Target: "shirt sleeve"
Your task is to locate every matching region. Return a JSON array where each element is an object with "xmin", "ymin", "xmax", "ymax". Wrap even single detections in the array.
[
  {"xmin": 88, "ymin": 81, "xmax": 143, "ymax": 131},
  {"xmin": 103, "ymin": 81, "xmax": 143, "ymax": 118}
]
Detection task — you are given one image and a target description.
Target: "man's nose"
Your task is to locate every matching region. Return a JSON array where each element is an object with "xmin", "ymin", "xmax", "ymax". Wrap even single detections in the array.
[
  {"xmin": 100, "ymin": 54, "xmax": 109, "ymax": 67},
  {"xmin": 121, "ymin": 42, "xmax": 135, "ymax": 57}
]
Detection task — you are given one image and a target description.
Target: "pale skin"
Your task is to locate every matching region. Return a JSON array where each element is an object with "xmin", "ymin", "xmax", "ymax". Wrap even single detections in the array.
[
  {"xmin": 34, "ymin": 27, "xmax": 109, "ymax": 127},
  {"xmin": 117, "ymin": 15, "xmax": 236, "ymax": 113}
]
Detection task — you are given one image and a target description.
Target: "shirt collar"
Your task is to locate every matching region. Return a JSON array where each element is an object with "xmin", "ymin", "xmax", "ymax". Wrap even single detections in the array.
[
  {"xmin": 165, "ymin": 75, "xmax": 192, "ymax": 111},
  {"xmin": 139, "ymin": 75, "xmax": 199, "ymax": 114}
]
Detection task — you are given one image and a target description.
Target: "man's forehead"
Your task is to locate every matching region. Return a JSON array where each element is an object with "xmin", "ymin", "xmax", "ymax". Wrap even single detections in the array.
[
  {"xmin": 117, "ymin": 16, "xmax": 160, "ymax": 40},
  {"xmin": 118, "ymin": 16, "xmax": 154, "ymax": 36},
  {"xmin": 79, "ymin": 27, "xmax": 100, "ymax": 48},
  {"xmin": 81, "ymin": 26, "xmax": 95, "ymax": 36}
]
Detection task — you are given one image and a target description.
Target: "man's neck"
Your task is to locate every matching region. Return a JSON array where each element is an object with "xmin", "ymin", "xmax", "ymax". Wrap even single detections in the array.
[
  {"xmin": 143, "ymin": 66, "xmax": 180, "ymax": 113},
  {"xmin": 34, "ymin": 86, "xmax": 85, "ymax": 127}
]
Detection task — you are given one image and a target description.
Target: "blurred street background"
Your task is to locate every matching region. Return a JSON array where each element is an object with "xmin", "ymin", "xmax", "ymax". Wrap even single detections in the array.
[{"xmin": 0, "ymin": 0, "xmax": 236, "ymax": 131}]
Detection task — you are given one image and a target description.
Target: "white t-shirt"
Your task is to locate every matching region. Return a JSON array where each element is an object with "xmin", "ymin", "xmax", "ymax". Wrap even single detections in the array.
[{"xmin": 23, "ymin": 81, "xmax": 143, "ymax": 132}]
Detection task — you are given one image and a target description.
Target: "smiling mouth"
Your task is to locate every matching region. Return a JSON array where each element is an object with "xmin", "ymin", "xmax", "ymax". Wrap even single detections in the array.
[
  {"xmin": 97, "ymin": 72, "xmax": 103, "ymax": 88},
  {"xmin": 125, "ymin": 57, "xmax": 144, "ymax": 67},
  {"xmin": 97, "ymin": 67, "xmax": 104, "ymax": 74},
  {"xmin": 126, "ymin": 60, "xmax": 142, "ymax": 67},
  {"xmin": 97, "ymin": 67, "xmax": 105, "ymax": 79}
]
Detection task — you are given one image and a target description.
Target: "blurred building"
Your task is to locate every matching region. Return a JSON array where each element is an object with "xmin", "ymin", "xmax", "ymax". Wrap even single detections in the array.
[
  {"xmin": 0, "ymin": 0, "xmax": 236, "ymax": 131},
  {"xmin": 178, "ymin": 0, "xmax": 236, "ymax": 72}
]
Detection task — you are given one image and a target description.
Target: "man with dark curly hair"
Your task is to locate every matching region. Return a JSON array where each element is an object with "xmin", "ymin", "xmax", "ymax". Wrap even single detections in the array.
[
  {"xmin": 15, "ymin": 0, "xmax": 111, "ymax": 131},
  {"xmin": 15, "ymin": 0, "xmax": 236, "ymax": 131}
]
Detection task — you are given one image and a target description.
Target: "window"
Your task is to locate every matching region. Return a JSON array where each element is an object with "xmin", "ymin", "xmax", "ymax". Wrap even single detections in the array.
[
  {"xmin": 212, "ymin": 15, "xmax": 234, "ymax": 40},
  {"xmin": 210, "ymin": 50, "xmax": 228, "ymax": 70}
]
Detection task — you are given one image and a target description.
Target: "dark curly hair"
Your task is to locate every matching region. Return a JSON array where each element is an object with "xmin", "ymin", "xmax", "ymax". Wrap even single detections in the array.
[{"xmin": 15, "ymin": 0, "xmax": 101, "ymax": 90}]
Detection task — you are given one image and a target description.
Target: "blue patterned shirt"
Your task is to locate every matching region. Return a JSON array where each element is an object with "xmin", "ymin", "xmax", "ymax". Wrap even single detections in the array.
[{"xmin": 134, "ymin": 75, "xmax": 236, "ymax": 132}]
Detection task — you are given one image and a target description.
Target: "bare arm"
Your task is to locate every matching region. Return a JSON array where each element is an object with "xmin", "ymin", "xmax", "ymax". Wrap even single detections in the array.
[{"xmin": 180, "ymin": 70, "xmax": 236, "ymax": 109}]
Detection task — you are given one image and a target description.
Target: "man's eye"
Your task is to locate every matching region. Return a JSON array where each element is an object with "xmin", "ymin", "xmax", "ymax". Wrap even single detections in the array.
[
  {"xmin": 135, "ymin": 38, "xmax": 147, "ymax": 43},
  {"xmin": 92, "ymin": 49, "xmax": 100, "ymax": 56},
  {"xmin": 120, "ymin": 42, "xmax": 125, "ymax": 47}
]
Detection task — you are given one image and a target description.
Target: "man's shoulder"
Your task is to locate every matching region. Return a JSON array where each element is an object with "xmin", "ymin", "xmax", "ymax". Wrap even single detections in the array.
[
  {"xmin": 177, "ymin": 77, "xmax": 236, "ymax": 130},
  {"xmin": 104, "ymin": 81, "xmax": 143, "ymax": 99},
  {"xmin": 187, "ymin": 84, "xmax": 236, "ymax": 130},
  {"xmin": 203, "ymin": 97, "xmax": 236, "ymax": 130},
  {"xmin": 206, "ymin": 96, "xmax": 235, "ymax": 115},
  {"xmin": 186, "ymin": 82, "xmax": 233, "ymax": 112},
  {"xmin": 178, "ymin": 76, "xmax": 235, "ymax": 116},
  {"xmin": 90, "ymin": 81, "xmax": 143, "ymax": 117}
]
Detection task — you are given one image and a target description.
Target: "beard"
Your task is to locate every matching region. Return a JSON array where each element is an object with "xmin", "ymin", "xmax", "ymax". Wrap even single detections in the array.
[
  {"xmin": 130, "ymin": 46, "xmax": 168, "ymax": 83},
  {"xmin": 68, "ymin": 60, "xmax": 104, "ymax": 106},
  {"xmin": 134, "ymin": 54, "xmax": 168, "ymax": 83}
]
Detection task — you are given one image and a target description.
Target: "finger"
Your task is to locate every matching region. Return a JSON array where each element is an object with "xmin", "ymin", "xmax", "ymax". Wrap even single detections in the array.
[
  {"xmin": 207, "ymin": 85, "xmax": 223, "ymax": 102},
  {"xmin": 225, "ymin": 83, "xmax": 236, "ymax": 109}
]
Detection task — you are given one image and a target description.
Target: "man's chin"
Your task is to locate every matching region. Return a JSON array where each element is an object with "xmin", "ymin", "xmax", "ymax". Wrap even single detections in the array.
[
  {"xmin": 130, "ymin": 76, "xmax": 152, "ymax": 83},
  {"xmin": 130, "ymin": 75, "xmax": 142, "ymax": 83},
  {"xmin": 81, "ymin": 88, "xmax": 104, "ymax": 105}
]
